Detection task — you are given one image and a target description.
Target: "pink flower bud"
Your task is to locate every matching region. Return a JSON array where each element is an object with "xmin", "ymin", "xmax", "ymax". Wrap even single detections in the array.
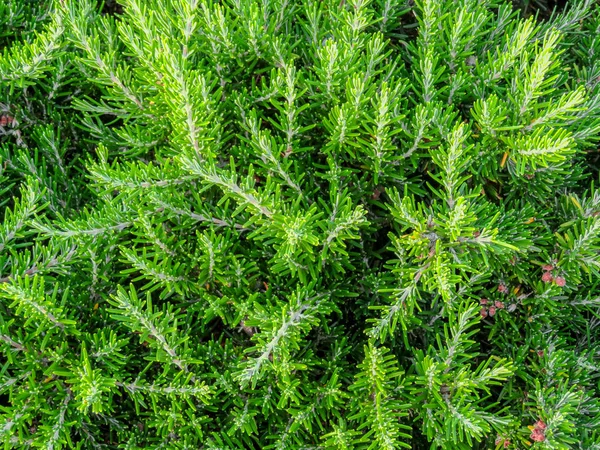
[
  {"xmin": 542, "ymin": 264, "xmax": 553, "ymax": 271},
  {"xmin": 480, "ymin": 308, "xmax": 488, "ymax": 318},
  {"xmin": 488, "ymin": 306, "xmax": 496, "ymax": 317},
  {"xmin": 0, "ymin": 115, "xmax": 13, "ymax": 126},
  {"xmin": 541, "ymin": 272, "xmax": 553, "ymax": 283},
  {"xmin": 531, "ymin": 428, "xmax": 545, "ymax": 442},
  {"xmin": 554, "ymin": 276, "xmax": 566, "ymax": 287},
  {"xmin": 495, "ymin": 301, "xmax": 504, "ymax": 309}
]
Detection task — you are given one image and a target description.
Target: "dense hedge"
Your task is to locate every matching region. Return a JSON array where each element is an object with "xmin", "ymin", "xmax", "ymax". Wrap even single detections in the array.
[{"xmin": 1, "ymin": 0, "xmax": 600, "ymax": 448}]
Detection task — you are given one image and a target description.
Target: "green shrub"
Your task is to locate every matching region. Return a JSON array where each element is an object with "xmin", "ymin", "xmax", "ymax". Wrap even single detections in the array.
[{"xmin": 1, "ymin": 0, "xmax": 600, "ymax": 448}]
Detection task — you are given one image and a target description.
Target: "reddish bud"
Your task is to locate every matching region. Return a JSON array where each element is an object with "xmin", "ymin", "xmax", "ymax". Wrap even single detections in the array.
[
  {"xmin": 531, "ymin": 428, "xmax": 545, "ymax": 442},
  {"xmin": 372, "ymin": 186, "xmax": 385, "ymax": 200},
  {"xmin": 537, "ymin": 350, "xmax": 544, "ymax": 358},
  {"xmin": 530, "ymin": 419, "xmax": 547, "ymax": 442},
  {"xmin": 480, "ymin": 308, "xmax": 488, "ymax": 318},
  {"xmin": 0, "ymin": 115, "xmax": 14, "ymax": 127},
  {"xmin": 554, "ymin": 276, "xmax": 566, "ymax": 287},
  {"xmin": 480, "ymin": 298, "xmax": 488, "ymax": 305},
  {"xmin": 542, "ymin": 264, "xmax": 553, "ymax": 271},
  {"xmin": 495, "ymin": 301, "xmax": 504, "ymax": 309},
  {"xmin": 488, "ymin": 306, "xmax": 496, "ymax": 317},
  {"xmin": 498, "ymin": 283, "xmax": 508, "ymax": 294},
  {"xmin": 541, "ymin": 272, "xmax": 553, "ymax": 283}
]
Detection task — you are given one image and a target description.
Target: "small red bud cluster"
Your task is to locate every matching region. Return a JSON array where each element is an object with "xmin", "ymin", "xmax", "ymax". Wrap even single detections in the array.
[
  {"xmin": 530, "ymin": 420, "xmax": 546, "ymax": 442},
  {"xmin": 541, "ymin": 264, "xmax": 566, "ymax": 287},
  {"xmin": 480, "ymin": 299, "xmax": 504, "ymax": 318},
  {"xmin": 0, "ymin": 114, "xmax": 14, "ymax": 127}
]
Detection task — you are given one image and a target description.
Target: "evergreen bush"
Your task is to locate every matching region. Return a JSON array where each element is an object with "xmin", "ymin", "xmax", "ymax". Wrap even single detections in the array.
[{"xmin": 1, "ymin": 0, "xmax": 600, "ymax": 448}]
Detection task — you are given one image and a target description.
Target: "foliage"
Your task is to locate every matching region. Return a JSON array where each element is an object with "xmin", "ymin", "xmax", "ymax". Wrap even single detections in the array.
[{"xmin": 1, "ymin": 0, "xmax": 600, "ymax": 448}]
